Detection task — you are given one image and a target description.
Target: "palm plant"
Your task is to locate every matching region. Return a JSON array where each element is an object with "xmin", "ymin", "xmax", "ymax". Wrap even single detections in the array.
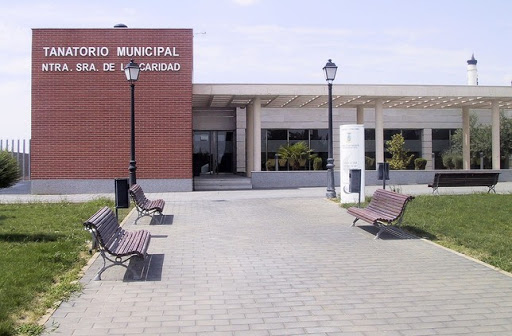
[{"xmin": 277, "ymin": 141, "xmax": 317, "ymax": 170}]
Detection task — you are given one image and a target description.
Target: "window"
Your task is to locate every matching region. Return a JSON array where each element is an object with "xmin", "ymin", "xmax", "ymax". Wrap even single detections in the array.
[
  {"xmin": 432, "ymin": 129, "xmax": 457, "ymax": 169},
  {"xmin": 289, "ymin": 129, "xmax": 308, "ymax": 142},
  {"xmin": 261, "ymin": 129, "xmax": 328, "ymax": 170},
  {"xmin": 365, "ymin": 128, "xmax": 422, "ymax": 170},
  {"xmin": 310, "ymin": 129, "xmax": 328, "ymax": 170}
]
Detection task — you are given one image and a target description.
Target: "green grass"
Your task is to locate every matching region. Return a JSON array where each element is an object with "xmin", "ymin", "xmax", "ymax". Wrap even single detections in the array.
[
  {"xmin": 0, "ymin": 200, "xmax": 132, "ymax": 336},
  {"xmin": 342, "ymin": 193, "xmax": 512, "ymax": 273},
  {"xmin": 401, "ymin": 194, "xmax": 512, "ymax": 273}
]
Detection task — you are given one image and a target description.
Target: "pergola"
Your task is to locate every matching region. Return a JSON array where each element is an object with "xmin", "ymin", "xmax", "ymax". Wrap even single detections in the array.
[{"xmin": 193, "ymin": 83, "xmax": 512, "ymax": 173}]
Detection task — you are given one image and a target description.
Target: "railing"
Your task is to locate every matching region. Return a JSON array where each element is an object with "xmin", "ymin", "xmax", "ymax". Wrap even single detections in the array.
[{"xmin": 0, "ymin": 139, "xmax": 30, "ymax": 180}]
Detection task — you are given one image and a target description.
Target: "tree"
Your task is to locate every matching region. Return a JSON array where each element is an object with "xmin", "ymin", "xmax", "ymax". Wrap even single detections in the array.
[
  {"xmin": 499, "ymin": 113, "xmax": 512, "ymax": 164},
  {"xmin": 0, "ymin": 151, "xmax": 20, "ymax": 188},
  {"xmin": 447, "ymin": 112, "xmax": 512, "ymax": 168},
  {"xmin": 277, "ymin": 141, "xmax": 317, "ymax": 170},
  {"xmin": 386, "ymin": 133, "xmax": 414, "ymax": 170}
]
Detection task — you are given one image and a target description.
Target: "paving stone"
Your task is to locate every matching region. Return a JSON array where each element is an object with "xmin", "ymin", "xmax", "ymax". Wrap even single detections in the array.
[{"xmin": 42, "ymin": 188, "xmax": 512, "ymax": 335}]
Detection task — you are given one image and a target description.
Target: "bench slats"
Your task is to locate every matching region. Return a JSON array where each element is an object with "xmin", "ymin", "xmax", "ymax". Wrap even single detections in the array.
[
  {"xmin": 347, "ymin": 189, "xmax": 414, "ymax": 239},
  {"xmin": 428, "ymin": 172, "xmax": 499, "ymax": 193},
  {"xmin": 87, "ymin": 208, "xmax": 121, "ymax": 248},
  {"xmin": 129, "ymin": 184, "xmax": 165, "ymax": 219},
  {"xmin": 115, "ymin": 230, "xmax": 150, "ymax": 257},
  {"xmin": 83, "ymin": 206, "xmax": 151, "ymax": 279},
  {"xmin": 99, "ymin": 216, "xmax": 122, "ymax": 246}
]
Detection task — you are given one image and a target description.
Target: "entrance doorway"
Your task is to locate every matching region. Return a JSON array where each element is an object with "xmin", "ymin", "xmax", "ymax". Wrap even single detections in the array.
[{"xmin": 193, "ymin": 131, "xmax": 235, "ymax": 176}]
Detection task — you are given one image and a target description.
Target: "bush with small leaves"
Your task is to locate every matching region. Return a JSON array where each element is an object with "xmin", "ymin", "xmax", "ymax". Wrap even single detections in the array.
[
  {"xmin": 313, "ymin": 157, "xmax": 323, "ymax": 170},
  {"xmin": 265, "ymin": 159, "xmax": 275, "ymax": 171},
  {"xmin": 386, "ymin": 134, "xmax": 414, "ymax": 170},
  {"xmin": 414, "ymin": 158, "xmax": 427, "ymax": 170}
]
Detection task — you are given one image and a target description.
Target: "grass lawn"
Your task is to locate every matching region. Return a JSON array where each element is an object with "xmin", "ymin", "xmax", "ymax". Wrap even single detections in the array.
[
  {"xmin": 342, "ymin": 193, "xmax": 512, "ymax": 273},
  {"xmin": 401, "ymin": 193, "xmax": 512, "ymax": 273},
  {"xmin": 0, "ymin": 200, "xmax": 131, "ymax": 336}
]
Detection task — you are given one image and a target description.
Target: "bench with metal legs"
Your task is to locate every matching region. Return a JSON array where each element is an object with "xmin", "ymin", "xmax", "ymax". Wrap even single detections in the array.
[
  {"xmin": 348, "ymin": 189, "xmax": 414, "ymax": 239},
  {"xmin": 84, "ymin": 206, "xmax": 151, "ymax": 280},
  {"xmin": 129, "ymin": 184, "xmax": 165, "ymax": 220}
]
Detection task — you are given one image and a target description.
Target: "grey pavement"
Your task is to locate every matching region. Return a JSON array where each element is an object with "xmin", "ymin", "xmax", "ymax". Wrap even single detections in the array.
[
  {"xmin": 30, "ymin": 184, "xmax": 512, "ymax": 335},
  {"xmin": 2, "ymin": 181, "xmax": 512, "ymax": 204}
]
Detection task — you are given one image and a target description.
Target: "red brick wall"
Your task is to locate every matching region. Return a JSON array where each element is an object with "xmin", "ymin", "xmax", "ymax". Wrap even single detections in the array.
[{"xmin": 31, "ymin": 28, "xmax": 193, "ymax": 180}]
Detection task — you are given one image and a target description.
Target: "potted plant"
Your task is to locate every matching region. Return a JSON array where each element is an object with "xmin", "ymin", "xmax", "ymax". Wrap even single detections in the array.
[
  {"xmin": 313, "ymin": 157, "xmax": 323, "ymax": 170},
  {"xmin": 277, "ymin": 141, "xmax": 317, "ymax": 170},
  {"xmin": 414, "ymin": 158, "xmax": 427, "ymax": 170}
]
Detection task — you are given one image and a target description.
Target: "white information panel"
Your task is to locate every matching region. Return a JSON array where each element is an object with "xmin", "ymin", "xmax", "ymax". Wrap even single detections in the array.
[{"xmin": 339, "ymin": 125, "xmax": 365, "ymax": 203}]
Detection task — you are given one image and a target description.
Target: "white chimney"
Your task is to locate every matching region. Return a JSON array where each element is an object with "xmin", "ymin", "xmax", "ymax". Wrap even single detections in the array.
[{"xmin": 467, "ymin": 54, "xmax": 478, "ymax": 85}]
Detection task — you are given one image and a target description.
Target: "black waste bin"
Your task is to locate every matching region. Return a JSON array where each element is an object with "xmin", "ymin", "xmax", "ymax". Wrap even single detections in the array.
[
  {"xmin": 377, "ymin": 162, "xmax": 390, "ymax": 181},
  {"xmin": 115, "ymin": 178, "xmax": 130, "ymax": 209}
]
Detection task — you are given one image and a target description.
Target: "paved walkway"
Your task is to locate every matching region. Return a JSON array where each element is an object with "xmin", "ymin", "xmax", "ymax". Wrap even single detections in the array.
[
  {"xmin": 2, "ymin": 181, "xmax": 512, "ymax": 203},
  {"xmin": 35, "ymin": 186, "xmax": 512, "ymax": 335}
]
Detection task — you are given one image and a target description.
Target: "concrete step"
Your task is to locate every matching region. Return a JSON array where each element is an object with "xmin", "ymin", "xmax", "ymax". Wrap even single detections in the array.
[{"xmin": 193, "ymin": 176, "xmax": 252, "ymax": 191}]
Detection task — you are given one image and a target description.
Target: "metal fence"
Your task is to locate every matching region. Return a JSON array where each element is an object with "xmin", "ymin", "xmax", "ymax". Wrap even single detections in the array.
[{"xmin": 0, "ymin": 139, "xmax": 30, "ymax": 180}]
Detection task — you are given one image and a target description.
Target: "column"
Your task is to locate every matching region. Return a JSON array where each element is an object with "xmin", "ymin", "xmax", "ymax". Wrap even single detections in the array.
[
  {"xmin": 253, "ymin": 97, "xmax": 262, "ymax": 173},
  {"xmin": 491, "ymin": 100, "xmax": 501, "ymax": 170},
  {"xmin": 246, "ymin": 102, "xmax": 254, "ymax": 177},
  {"xmin": 462, "ymin": 107, "xmax": 470, "ymax": 170},
  {"xmin": 375, "ymin": 99, "xmax": 384, "ymax": 164},
  {"xmin": 356, "ymin": 105, "xmax": 364, "ymax": 125},
  {"xmin": 422, "ymin": 128, "xmax": 433, "ymax": 170},
  {"xmin": 236, "ymin": 107, "xmax": 247, "ymax": 174}
]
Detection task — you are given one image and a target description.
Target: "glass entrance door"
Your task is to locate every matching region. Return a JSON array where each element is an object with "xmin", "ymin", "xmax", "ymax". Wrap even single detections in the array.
[{"xmin": 193, "ymin": 131, "xmax": 234, "ymax": 176}]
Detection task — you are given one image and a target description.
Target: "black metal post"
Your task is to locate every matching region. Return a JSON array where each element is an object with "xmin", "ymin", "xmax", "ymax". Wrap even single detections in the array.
[
  {"xmin": 129, "ymin": 82, "xmax": 137, "ymax": 186},
  {"xmin": 326, "ymin": 82, "xmax": 336, "ymax": 198}
]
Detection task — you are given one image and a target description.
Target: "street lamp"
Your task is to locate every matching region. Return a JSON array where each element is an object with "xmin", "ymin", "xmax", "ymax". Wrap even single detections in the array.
[
  {"xmin": 323, "ymin": 59, "xmax": 338, "ymax": 198},
  {"xmin": 124, "ymin": 59, "xmax": 140, "ymax": 186}
]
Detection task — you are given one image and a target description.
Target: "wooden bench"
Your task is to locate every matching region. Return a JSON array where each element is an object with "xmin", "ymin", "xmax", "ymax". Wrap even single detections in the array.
[
  {"xmin": 84, "ymin": 206, "xmax": 151, "ymax": 280},
  {"xmin": 428, "ymin": 171, "xmax": 500, "ymax": 194},
  {"xmin": 347, "ymin": 189, "xmax": 414, "ymax": 239},
  {"xmin": 129, "ymin": 184, "xmax": 165, "ymax": 219}
]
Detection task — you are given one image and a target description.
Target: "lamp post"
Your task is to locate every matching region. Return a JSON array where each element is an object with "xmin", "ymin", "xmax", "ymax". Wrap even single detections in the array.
[
  {"xmin": 323, "ymin": 59, "xmax": 338, "ymax": 198},
  {"xmin": 124, "ymin": 59, "xmax": 140, "ymax": 186}
]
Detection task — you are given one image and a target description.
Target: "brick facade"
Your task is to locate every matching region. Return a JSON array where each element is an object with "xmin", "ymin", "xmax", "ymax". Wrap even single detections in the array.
[{"xmin": 31, "ymin": 28, "xmax": 193, "ymax": 188}]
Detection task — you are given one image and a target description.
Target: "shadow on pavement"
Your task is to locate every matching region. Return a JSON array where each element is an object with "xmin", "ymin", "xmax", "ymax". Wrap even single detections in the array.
[{"xmin": 123, "ymin": 253, "xmax": 165, "ymax": 282}]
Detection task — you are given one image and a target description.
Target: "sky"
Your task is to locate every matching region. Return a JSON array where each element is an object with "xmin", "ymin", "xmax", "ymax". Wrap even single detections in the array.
[{"xmin": 1, "ymin": 0, "xmax": 512, "ymax": 140}]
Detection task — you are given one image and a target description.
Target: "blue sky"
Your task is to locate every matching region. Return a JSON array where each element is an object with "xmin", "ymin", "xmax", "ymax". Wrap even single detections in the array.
[{"xmin": 1, "ymin": 0, "xmax": 511, "ymax": 139}]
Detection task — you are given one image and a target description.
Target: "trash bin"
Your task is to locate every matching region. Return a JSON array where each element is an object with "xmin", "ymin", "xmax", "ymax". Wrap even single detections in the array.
[
  {"xmin": 377, "ymin": 162, "xmax": 390, "ymax": 181},
  {"xmin": 114, "ymin": 178, "xmax": 130, "ymax": 208},
  {"xmin": 349, "ymin": 169, "xmax": 361, "ymax": 193},
  {"xmin": 377, "ymin": 162, "xmax": 390, "ymax": 190}
]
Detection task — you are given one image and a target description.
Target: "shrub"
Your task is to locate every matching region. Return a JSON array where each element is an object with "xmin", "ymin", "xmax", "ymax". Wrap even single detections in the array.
[
  {"xmin": 414, "ymin": 158, "xmax": 427, "ymax": 170},
  {"xmin": 442, "ymin": 153, "xmax": 454, "ymax": 169},
  {"xmin": 0, "ymin": 151, "xmax": 20, "ymax": 188},
  {"xmin": 386, "ymin": 133, "xmax": 414, "ymax": 170},
  {"xmin": 442, "ymin": 152, "xmax": 463, "ymax": 169},
  {"xmin": 313, "ymin": 157, "xmax": 323, "ymax": 170},
  {"xmin": 265, "ymin": 159, "xmax": 275, "ymax": 171},
  {"xmin": 453, "ymin": 155, "xmax": 463, "ymax": 169}
]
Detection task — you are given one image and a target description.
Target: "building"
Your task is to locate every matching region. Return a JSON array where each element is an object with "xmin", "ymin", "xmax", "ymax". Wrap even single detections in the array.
[{"xmin": 31, "ymin": 27, "xmax": 512, "ymax": 194}]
